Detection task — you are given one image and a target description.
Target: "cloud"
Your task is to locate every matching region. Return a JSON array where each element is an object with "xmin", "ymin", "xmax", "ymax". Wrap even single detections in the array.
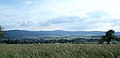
[
  {"xmin": 50, "ymin": 16, "xmax": 82, "ymax": 23},
  {"xmin": 86, "ymin": 11, "xmax": 109, "ymax": 18},
  {"xmin": 19, "ymin": 21, "xmax": 33, "ymax": 27},
  {"xmin": 1, "ymin": 0, "xmax": 120, "ymax": 31},
  {"xmin": 40, "ymin": 16, "xmax": 83, "ymax": 26},
  {"xmin": 63, "ymin": 18, "xmax": 120, "ymax": 31}
]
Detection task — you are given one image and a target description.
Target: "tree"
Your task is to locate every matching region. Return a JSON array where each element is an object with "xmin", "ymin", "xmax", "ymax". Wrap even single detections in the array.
[
  {"xmin": 99, "ymin": 29, "xmax": 119, "ymax": 44},
  {"xmin": 0, "ymin": 26, "xmax": 5, "ymax": 39}
]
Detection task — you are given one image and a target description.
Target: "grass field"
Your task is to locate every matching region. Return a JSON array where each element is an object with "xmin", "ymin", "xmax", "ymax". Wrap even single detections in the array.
[{"xmin": 0, "ymin": 44, "xmax": 120, "ymax": 58}]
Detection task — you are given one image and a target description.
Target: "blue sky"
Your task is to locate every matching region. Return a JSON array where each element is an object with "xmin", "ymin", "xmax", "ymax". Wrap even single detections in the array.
[{"xmin": 0, "ymin": 0, "xmax": 120, "ymax": 31}]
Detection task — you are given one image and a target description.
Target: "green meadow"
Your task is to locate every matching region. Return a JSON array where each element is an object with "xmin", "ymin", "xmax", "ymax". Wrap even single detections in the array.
[{"xmin": 0, "ymin": 44, "xmax": 120, "ymax": 58}]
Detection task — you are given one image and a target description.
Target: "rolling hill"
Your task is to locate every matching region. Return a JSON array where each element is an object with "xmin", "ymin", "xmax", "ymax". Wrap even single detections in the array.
[{"xmin": 5, "ymin": 30, "xmax": 120, "ymax": 38}]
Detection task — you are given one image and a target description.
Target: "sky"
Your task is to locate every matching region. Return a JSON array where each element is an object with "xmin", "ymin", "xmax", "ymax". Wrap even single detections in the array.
[{"xmin": 0, "ymin": 0, "xmax": 120, "ymax": 31}]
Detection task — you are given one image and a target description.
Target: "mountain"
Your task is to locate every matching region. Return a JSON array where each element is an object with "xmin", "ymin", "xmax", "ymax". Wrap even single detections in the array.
[{"xmin": 5, "ymin": 30, "xmax": 120, "ymax": 38}]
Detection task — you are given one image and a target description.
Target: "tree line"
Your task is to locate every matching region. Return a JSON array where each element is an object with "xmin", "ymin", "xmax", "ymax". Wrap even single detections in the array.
[{"xmin": 0, "ymin": 38, "xmax": 98, "ymax": 44}]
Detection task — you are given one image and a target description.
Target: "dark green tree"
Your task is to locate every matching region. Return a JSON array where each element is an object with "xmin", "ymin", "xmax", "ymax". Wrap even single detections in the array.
[
  {"xmin": 0, "ymin": 26, "xmax": 5, "ymax": 39},
  {"xmin": 99, "ymin": 29, "xmax": 119, "ymax": 44}
]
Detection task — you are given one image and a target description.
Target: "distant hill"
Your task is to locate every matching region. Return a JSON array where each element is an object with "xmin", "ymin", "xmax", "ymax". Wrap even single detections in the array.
[{"xmin": 5, "ymin": 30, "xmax": 120, "ymax": 38}]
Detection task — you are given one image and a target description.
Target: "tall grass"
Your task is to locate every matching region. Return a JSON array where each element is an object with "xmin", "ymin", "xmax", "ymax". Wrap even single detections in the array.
[{"xmin": 0, "ymin": 44, "xmax": 120, "ymax": 58}]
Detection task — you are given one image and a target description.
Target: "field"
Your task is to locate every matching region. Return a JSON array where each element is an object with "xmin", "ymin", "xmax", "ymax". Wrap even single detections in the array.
[{"xmin": 0, "ymin": 44, "xmax": 120, "ymax": 58}]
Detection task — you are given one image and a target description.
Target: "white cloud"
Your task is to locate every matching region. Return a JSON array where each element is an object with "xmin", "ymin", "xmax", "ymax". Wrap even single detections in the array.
[{"xmin": 1, "ymin": 0, "xmax": 120, "ymax": 31}]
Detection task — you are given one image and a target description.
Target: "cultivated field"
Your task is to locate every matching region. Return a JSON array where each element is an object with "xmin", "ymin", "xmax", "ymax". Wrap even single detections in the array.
[{"xmin": 0, "ymin": 44, "xmax": 120, "ymax": 58}]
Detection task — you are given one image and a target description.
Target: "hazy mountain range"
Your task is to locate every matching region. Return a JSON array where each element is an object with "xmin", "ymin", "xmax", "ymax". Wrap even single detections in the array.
[{"xmin": 5, "ymin": 30, "xmax": 120, "ymax": 38}]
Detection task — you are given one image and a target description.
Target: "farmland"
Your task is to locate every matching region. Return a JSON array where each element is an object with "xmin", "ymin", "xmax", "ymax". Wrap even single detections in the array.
[{"xmin": 0, "ymin": 44, "xmax": 120, "ymax": 58}]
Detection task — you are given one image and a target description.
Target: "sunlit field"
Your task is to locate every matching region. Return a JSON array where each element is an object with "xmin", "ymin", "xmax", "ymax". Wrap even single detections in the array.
[{"xmin": 0, "ymin": 44, "xmax": 120, "ymax": 58}]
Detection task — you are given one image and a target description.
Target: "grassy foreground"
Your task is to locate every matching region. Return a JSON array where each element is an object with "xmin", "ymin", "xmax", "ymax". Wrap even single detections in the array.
[{"xmin": 0, "ymin": 44, "xmax": 120, "ymax": 58}]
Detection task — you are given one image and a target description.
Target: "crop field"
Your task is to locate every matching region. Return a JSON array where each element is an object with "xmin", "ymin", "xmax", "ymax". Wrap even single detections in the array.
[{"xmin": 0, "ymin": 44, "xmax": 120, "ymax": 58}]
